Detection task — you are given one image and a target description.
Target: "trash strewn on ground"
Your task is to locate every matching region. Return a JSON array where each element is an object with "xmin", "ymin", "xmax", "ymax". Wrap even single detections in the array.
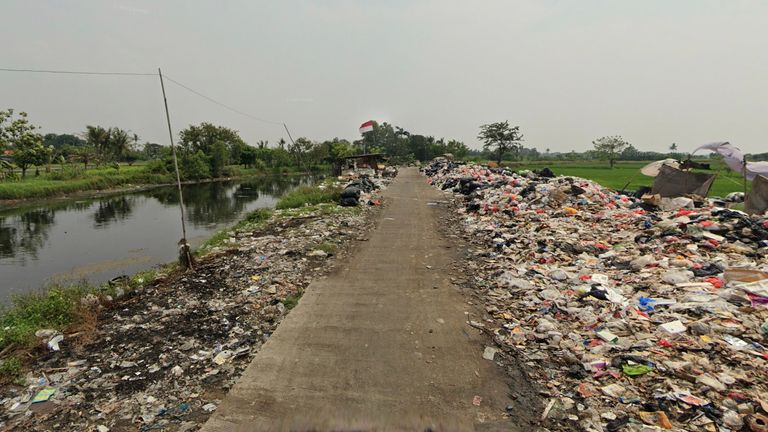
[
  {"xmin": 425, "ymin": 159, "xmax": 768, "ymax": 431},
  {"xmin": 0, "ymin": 187, "xmax": 389, "ymax": 431},
  {"xmin": 339, "ymin": 173, "xmax": 388, "ymax": 207}
]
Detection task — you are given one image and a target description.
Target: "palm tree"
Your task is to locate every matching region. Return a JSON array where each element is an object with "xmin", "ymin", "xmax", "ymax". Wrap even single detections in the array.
[
  {"xmin": 109, "ymin": 128, "xmax": 130, "ymax": 161},
  {"xmin": 85, "ymin": 126, "xmax": 110, "ymax": 161}
]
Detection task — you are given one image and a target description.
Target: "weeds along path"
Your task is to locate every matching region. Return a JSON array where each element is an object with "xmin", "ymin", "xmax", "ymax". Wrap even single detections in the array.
[{"xmin": 201, "ymin": 167, "xmax": 541, "ymax": 432}]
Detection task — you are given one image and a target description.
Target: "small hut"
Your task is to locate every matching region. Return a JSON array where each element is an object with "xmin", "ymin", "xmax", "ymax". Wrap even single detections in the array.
[{"xmin": 336, "ymin": 153, "xmax": 385, "ymax": 175}]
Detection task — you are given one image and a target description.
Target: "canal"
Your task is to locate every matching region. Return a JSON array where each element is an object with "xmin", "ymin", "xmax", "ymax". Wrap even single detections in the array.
[{"xmin": 0, "ymin": 175, "xmax": 314, "ymax": 304}]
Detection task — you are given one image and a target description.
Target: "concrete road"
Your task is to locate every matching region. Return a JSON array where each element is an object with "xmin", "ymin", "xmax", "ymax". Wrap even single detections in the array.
[{"xmin": 201, "ymin": 167, "xmax": 519, "ymax": 431}]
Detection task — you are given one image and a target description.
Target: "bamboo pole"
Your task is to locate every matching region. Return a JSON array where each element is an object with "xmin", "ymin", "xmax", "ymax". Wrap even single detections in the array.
[{"xmin": 158, "ymin": 68, "xmax": 193, "ymax": 271}]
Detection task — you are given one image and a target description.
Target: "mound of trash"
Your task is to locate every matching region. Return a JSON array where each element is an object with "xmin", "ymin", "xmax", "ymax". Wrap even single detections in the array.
[
  {"xmin": 425, "ymin": 160, "xmax": 768, "ymax": 431},
  {"xmin": 339, "ymin": 173, "xmax": 391, "ymax": 207}
]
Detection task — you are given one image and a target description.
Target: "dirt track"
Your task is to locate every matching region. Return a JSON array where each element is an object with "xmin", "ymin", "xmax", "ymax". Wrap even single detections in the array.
[{"xmin": 201, "ymin": 168, "xmax": 540, "ymax": 431}]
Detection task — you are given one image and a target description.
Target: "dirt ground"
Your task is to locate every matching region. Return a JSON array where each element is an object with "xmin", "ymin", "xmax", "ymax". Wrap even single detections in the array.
[{"xmin": 201, "ymin": 168, "xmax": 545, "ymax": 432}]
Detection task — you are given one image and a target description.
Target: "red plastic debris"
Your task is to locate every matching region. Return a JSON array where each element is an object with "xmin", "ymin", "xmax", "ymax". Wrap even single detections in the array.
[
  {"xmin": 658, "ymin": 339, "xmax": 674, "ymax": 348},
  {"xmin": 704, "ymin": 277, "xmax": 724, "ymax": 288}
]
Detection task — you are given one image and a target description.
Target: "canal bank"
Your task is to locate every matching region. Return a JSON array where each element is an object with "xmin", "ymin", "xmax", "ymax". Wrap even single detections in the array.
[
  {"xmin": 0, "ymin": 175, "xmax": 319, "ymax": 304},
  {"xmin": 0, "ymin": 169, "xmax": 327, "ymax": 210}
]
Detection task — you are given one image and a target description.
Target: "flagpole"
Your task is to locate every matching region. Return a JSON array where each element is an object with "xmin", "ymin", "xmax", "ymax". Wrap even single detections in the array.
[{"xmin": 371, "ymin": 126, "xmax": 376, "ymax": 154}]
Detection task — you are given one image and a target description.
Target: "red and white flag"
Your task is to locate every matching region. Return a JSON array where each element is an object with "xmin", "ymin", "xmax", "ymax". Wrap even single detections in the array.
[{"xmin": 359, "ymin": 120, "xmax": 374, "ymax": 134}]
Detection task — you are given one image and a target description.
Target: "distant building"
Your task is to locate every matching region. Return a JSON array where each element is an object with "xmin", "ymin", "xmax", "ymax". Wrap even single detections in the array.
[
  {"xmin": 337, "ymin": 153, "xmax": 385, "ymax": 175},
  {"xmin": 0, "ymin": 149, "xmax": 13, "ymax": 163}
]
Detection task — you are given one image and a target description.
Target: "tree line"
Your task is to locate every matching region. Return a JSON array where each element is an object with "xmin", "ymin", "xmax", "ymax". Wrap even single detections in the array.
[
  {"xmin": 476, "ymin": 121, "xmax": 768, "ymax": 167},
  {"xmin": 3, "ymin": 109, "xmax": 765, "ymax": 181},
  {"xmin": 0, "ymin": 111, "xmax": 473, "ymax": 181}
]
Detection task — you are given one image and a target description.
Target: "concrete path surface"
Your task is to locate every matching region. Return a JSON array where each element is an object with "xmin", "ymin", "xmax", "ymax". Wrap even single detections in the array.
[{"xmin": 201, "ymin": 168, "xmax": 517, "ymax": 431}]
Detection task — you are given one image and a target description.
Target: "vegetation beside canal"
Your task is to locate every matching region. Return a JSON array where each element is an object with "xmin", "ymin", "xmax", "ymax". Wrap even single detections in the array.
[
  {"xmin": 0, "ymin": 164, "xmax": 326, "ymax": 202},
  {"xmin": 275, "ymin": 184, "xmax": 342, "ymax": 210},
  {"xmin": 0, "ymin": 277, "xmax": 149, "ymax": 384},
  {"xmin": 0, "ymin": 195, "xmax": 357, "ymax": 383},
  {"xmin": 0, "ymin": 165, "xmax": 173, "ymax": 200},
  {"xmin": 195, "ymin": 208, "xmax": 274, "ymax": 255}
]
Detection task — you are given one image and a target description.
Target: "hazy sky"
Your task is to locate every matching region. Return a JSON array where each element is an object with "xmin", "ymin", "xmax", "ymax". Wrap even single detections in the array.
[{"xmin": 2, "ymin": 0, "xmax": 766, "ymax": 153}]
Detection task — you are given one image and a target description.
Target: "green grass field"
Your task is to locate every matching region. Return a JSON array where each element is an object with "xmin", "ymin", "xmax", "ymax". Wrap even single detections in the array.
[
  {"xmin": 501, "ymin": 160, "xmax": 748, "ymax": 197},
  {"xmin": 0, "ymin": 165, "xmax": 175, "ymax": 200},
  {"xmin": 0, "ymin": 163, "xmax": 328, "ymax": 201}
]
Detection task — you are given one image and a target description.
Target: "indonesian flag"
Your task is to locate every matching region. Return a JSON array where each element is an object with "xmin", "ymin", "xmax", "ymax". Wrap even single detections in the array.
[{"xmin": 359, "ymin": 120, "xmax": 374, "ymax": 134}]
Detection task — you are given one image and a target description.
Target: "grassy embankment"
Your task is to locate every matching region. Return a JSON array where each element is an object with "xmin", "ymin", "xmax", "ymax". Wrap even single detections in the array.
[
  {"xmin": 0, "ymin": 181, "xmax": 345, "ymax": 383},
  {"xmin": 499, "ymin": 160, "xmax": 749, "ymax": 197},
  {"xmin": 0, "ymin": 165, "xmax": 173, "ymax": 200},
  {"xmin": 0, "ymin": 163, "xmax": 329, "ymax": 201}
]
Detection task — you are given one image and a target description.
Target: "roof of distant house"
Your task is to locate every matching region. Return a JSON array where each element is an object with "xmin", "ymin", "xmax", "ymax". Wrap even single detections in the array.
[{"xmin": 342, "ymin": 153, "xmax": 384, "ymax": 160}]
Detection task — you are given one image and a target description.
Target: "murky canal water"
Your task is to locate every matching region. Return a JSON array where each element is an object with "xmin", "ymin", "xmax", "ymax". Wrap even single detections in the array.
[{"xmin": 0, "ymin": 176, "xmax": 313, "ymax": 304}]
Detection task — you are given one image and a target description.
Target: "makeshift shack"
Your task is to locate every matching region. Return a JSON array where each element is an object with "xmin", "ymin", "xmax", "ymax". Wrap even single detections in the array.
[
  {"xmin": 746, "ymin": 175, "xmax": 768, "ymax": 215},
  {"xmin": 336, "ymin": 153, "xmax": 385, "ymax": 175},
  {"xmin": 651, "ymin": 164, "xmax": 716, "ymax": 197}
]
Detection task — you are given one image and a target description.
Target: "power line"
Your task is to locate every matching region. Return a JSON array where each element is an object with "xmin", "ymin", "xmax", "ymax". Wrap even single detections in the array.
[
  {"xmin": 0, "ymin": 67, "xmax": 155, "ymax": 76},
  {"xmin": 161, "ymin": 74, "xmax": 284, "ymax": 126},
  {"xmin": 0, "ymin": 66, "xmax": 292, "ymax": 134}
]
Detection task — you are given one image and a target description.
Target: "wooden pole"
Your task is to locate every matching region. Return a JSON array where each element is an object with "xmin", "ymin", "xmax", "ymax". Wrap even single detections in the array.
[
  {"xmin": 158, "ymin": 67, "xmax": 193, "ymax": 271},
  {"xmin": 743, "ymin": 155, "xmax": 748, "ymax": 196},
  {"xmin": 283, "ymin": 123, "xmax": 296, "ymax": 146}
]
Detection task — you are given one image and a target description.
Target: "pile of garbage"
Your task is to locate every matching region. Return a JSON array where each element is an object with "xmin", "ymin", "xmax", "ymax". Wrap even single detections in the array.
[
  {"xmin": 425, "ymin": 160, "xmax": 768, "ymax": 431},
  {"xmin": 340, "ymin": 174, "xmax": 390, "ymax": 207},
  {"xmin": 0, "ymin": 204, "xmax": 380, "ymax": 431},
  {"xmin": 382, "ymin": 166, "xmax": 399, "ymax": 178}
]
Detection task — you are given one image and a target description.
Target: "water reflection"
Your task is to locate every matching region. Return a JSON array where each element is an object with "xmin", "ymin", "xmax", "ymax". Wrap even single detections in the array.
[
  {"xmin": 0, "ymin": 209, "xmax": 56, "ymax": 263},
  {"xmin": 143, "ymin": 176, "xmax": 310, "ymax": 227},
  {"xmin": 93, "ymin": 196, "xmax": 136, "ymax": 228},
  {"xmin": 0, "ymin": 200, "xmax": 90, "ymax": 262},
  {"xmin": 0, "ymin": 176, "xmax": 317, "ymax": 293}
]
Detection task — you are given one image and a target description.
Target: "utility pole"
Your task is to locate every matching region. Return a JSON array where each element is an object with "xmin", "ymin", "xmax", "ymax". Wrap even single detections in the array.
[
  {"xmin": 743, "ymin": 155, "xmax": 748, "ymax": 196},
  {"xmin": 283, "ymin": 123, "xmax": 296, "ymax": 147},
  {"xmin": 158, "ymin": 67, "xmax": 193, "ymax": 271}
]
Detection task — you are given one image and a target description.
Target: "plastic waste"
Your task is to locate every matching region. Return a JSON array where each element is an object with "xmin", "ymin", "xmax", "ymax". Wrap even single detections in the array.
[
  {"xmin": 47, "ymin": 334, "xmax": 64, "ymax": 351},
  {"xmin": 31, "ymin": 388, "xmax": 56, "ymax": 403},
  {"xmin": 422, "ymin": 159, "xmax": 768, "ymax": 431},
  {"xmin": 661, "ymin": 269, "xmax": 693, "ymax": 285}
]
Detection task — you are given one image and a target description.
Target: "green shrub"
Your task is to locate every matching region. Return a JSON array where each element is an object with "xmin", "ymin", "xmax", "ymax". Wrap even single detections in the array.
[
  {"xmin": 276, "ymin": 185, "xmax": 341, "ymax": 210},
  {"xmin": 243, "ymin": 208, "xmax": 273, "ymax": 224},
  {"xmin": 179, "ymin": 151, "xmax": 211, "ymax": 180},
  {"xmin": 210, "ymin": 141, "xmax": 228, "ymax": 178},
  {"xmin": 0, "ymin": 285, "xmax": 92, "ymax": 349},
  {"xmin": 47, "ymin": 166, "xmax": 85, "ymax": 180},
  {"xmin": 197, "ymin": 208, "xmax": 274, "ymax": 253},
  {"xmin": 146, "ymin": 159, "xmax": 168, "ymax": 174},
  {"xmin": 0, "ymin": 357, "xmax": 22, "ymax": 384},
  {"xmin": 221, "ymin": 165, "xmax": 242, "ymax": 177},
  {"xmin": 281, "ymin": 291, "xmax": 302, "ymax": 309}
]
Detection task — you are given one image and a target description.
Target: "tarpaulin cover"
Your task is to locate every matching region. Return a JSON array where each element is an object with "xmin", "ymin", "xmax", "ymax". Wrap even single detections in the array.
[
  {"xmin": 745, "ymin": 175, "xmax": 768, "ymax": 215},
  {"xmin": 694, "ymin": 142, "xmax": 768, "ymax": 181},
  {"xmin": 651, "ymin": 165, "xmax": 716, "ymax": 197},
  {"xmin": 640, "ymin": 159, "xmax": 680, "ymax": 177}
]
